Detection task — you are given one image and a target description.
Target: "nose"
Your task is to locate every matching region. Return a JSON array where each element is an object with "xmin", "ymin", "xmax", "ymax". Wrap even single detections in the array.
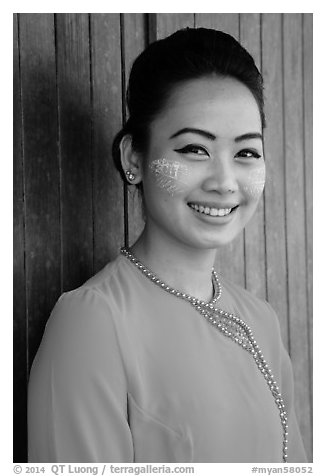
[{"xmin": 202, "ymin": 156, "xmax": 239, "ymax": 194}]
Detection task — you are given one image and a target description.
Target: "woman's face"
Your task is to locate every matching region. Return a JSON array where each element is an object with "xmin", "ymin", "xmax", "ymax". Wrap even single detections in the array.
[{"xmin": 140, "ymin": 76, "xmax": 265, "ymax": 250}]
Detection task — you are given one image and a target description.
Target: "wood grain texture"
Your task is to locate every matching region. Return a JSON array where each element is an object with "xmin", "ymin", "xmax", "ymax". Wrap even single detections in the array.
[
  {"xmin": 303, "ymin": 13, "xmax": 313, "ymax": 337},
  {"xmin": 56, "ymin": 14, "xmax": 94, "ymax": 290},
  {"xmin": 13, "ymin": 13, "xmax": 27, "ymax": 463},
  {"xmin": 19, "ymin": 13, "xmax": 61, "ymax": 364},
  {"xmin": 283, "ymin": 13, "xmax": 311, "ymax": 458},
  {"xmin": 195, "ymin": 13, "xmax": 239, "ymax": 37},
  {"xmin": 262, "ymin": 14, "xmax": 289, "ymax": 347},
  {"xmin": 90, "ymin": 14, "xmax": 124, "ymax": 268},
  {"xmin": 153, "ymin": 13, "xmax": 194, "ymax": 39},
  {"xmin": 303, "ymin": 14, "xmax": 313, "ymax": 459},
  {"xmin": 240, "ymin": 13, "xmax": 267, "ymax": 300},
  {"xmin": 122, "ymin": 13, "xmax": 147, "ymax": 247}
]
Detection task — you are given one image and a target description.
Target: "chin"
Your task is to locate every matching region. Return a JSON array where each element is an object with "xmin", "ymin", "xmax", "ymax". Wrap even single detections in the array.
[
  {"xmin": 182, "ymin": 233, "xmax": 241, "ymax": 250},
  {"xmin": 196, "ymin": 227, "xmax": 245, "ymax": 249}
]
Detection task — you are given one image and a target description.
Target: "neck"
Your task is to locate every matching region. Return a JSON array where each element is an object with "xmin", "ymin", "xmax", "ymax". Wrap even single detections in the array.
[{"xmin": 130, "ymin": 224, "xmax": 217, "ymax": 302}]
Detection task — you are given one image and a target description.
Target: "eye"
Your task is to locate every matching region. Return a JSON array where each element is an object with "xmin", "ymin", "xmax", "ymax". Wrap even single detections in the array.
[
  {"xmin": 174, "ymin": 144, "xmax": 210, "ymax": 158},
  {"xmin": 236, "ymin": 149, "xmax": 262, "ymax": 160}
]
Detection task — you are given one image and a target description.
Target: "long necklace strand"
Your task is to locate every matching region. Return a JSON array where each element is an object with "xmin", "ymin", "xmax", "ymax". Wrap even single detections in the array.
[{"xmin": 121, "ymin": 247, "xmax": 289, "ymax": 462}]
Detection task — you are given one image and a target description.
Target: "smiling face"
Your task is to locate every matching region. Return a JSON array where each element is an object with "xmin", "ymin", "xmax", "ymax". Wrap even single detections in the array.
[{"xmin": 138, "ymin": 76, "xmax": 265, "ymax": 250}]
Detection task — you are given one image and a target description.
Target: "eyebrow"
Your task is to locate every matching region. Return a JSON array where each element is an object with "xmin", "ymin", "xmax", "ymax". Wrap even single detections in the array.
[
  {"xmin": 169, "ymin": 128, "xmax": 263, "ymax": 142},
  {"xmin": 234, "ymin": 132, "xmax": 263, "ymax": 142},
  {"xmin": 170, "ymin": 128, "xmax": 216, "ymax": 141}
]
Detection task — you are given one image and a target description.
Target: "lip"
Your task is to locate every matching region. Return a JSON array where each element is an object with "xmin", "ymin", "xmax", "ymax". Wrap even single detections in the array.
[{"xmin": 188, "ymin": 201, "xmax": 239, "ymax": 209}]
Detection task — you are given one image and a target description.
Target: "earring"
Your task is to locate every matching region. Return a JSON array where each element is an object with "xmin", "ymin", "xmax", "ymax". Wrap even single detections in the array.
[{"xmin": 125, "ymin": 170, "xmax": 136, "ymax": 182}]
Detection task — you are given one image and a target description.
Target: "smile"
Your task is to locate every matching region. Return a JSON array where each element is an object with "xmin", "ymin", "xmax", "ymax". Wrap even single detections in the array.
[{"xmin": 188, "ymin": 203, "xmax": 236, "ymax": 217}]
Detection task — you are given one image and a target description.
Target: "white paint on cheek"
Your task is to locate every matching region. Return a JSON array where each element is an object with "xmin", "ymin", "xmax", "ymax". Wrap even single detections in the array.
[
  {"xmin": 242, "ymin": 165, "xmax": 266, "ymax": 199},
  {"xmin": 149, "ymin": 158, "xmax": 190, "ymax": 196}
]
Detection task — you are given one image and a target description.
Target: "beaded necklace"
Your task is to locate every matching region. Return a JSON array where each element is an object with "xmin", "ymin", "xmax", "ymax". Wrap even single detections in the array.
[{"xmin": 121, "ymin": 247, "xmax": 289, "ymax": 462}]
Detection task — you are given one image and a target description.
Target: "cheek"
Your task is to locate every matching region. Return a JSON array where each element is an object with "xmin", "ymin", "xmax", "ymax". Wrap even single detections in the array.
[
  {"xmin": 241, "ymin": 163, "xmax": 266, "ymax": 200},
  {"xmin": 148, "ymin": 158, "xmax": 190, "ymax": 197}
]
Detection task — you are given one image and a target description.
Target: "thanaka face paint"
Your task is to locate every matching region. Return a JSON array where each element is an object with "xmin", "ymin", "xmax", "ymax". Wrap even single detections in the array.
[
  {"xmin": 149, "ymin": 158, "xmax": 190, "ymax": 196},
  {"xmin": 242, "ymin": 164, "xmax": 266, "ymax": 199}
]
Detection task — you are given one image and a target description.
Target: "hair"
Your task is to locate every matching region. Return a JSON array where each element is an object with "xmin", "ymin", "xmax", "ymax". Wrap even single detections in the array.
[{"xmin": 112, "ymin": 27, "xmax": 265, "ymax": 184}]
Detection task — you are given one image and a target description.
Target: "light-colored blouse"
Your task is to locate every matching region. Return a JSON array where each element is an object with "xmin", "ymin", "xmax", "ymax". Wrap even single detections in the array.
[{"xmin": 28, "ymin": 254, "xmax": 307, "ymax": 463}]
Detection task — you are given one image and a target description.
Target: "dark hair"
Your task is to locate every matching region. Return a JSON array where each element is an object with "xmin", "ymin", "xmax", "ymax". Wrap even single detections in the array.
[{"xmin": 112, "ymin": 27, "xmax": 265, "ymax": 182}]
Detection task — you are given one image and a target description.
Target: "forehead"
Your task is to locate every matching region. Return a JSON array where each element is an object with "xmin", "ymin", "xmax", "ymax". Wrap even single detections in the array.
[{"xmin": 151, "ymin": 76, "xmax": 262, "ymax": 139}]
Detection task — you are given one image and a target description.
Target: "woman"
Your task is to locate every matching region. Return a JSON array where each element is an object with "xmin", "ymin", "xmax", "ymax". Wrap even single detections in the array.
[{"xmin": 28, "ymin": 28, "xmax": 307, "ymax": 463}]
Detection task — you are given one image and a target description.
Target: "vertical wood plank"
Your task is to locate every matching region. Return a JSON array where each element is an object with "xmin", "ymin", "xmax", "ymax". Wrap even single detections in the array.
[
  {"xmin": 90, "ymin": 14, "xmax": 124, "ymax": 269},
  {"xmin": 195, "ymin": 13, "xmax": 244, "ymax": 288},
  {"xmin": 13, "ymin": 13, "xmax": 27, "ymax": 463},
  {"xmin": 303, "ymin": 13, "xmax": 313, "ymax": 460},
  {"xmin": 239, "ymin": 14, "xmax": 261, "ymax": 67},
  {"xmin": 283, "ymin": 13, "xmax": 311, "ymax": 460},
  {"xmin": 154, "ymin": 13, "xmax": 194, "ymax": 39},
  {"xmin": 19, "ymin": 13, "xmax": 61, "ymax": 363},
  {"xmin": 195, "ymin": 13, "xmax": 239, "ymax": 37},
  {"xmin": 262, "ymin": 13, "xmax": 289, "ymax": 347},
  {"xmin": 122, "ymin": 13, "xmax": 147, "ymax": 247},
  {"xmin": 56, "ymin": 14, "xmax": 93, "ymax": 290},
  {"xmin": 240, "ymin": 14, "xmax": 266, "ymax": 300}
]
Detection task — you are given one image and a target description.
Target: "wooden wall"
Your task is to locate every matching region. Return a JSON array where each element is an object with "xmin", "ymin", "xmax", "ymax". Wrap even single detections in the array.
[{"xmin": 13, "ymin": 13, "xmax": 313, "ymax": 462}]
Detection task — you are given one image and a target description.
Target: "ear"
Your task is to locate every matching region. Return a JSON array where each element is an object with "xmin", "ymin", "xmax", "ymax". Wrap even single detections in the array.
[{"xmin": 119, "ymin": 134, "xmax": 143, "ymax": 185}]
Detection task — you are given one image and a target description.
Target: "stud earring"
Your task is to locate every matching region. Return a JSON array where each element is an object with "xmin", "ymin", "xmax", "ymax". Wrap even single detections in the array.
[{"xmin": 125, "ymin": 170, "xmax": 136, "ymax": 182}]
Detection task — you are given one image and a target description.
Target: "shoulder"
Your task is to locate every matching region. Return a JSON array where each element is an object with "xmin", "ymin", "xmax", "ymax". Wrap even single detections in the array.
[
  {"xmin": 43, "ymin": 255, "xmax": 133, "ymax": 344},
  {"xmin": 81, "ymin": 253, "xmax": 131, "ymax": 299},
  {"xmin": 53, "ymin": 254, "xmax": 130, "ymax": 317},
  {"xmin": 35, "ymin": 256, "xmax": 135, "ymax": 369},
  {"xmin": 220, "ymin": 276, "xmax": 281, "ymax": 334},
  {"xmin": 220, "ymin": 277, "xmax": 285, "ymax": 366}
]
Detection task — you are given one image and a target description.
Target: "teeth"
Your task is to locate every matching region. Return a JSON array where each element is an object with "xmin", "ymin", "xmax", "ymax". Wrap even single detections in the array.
[{"xmin": 189, "ymin": 204, "xmax": 233, "ymax": 217}]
